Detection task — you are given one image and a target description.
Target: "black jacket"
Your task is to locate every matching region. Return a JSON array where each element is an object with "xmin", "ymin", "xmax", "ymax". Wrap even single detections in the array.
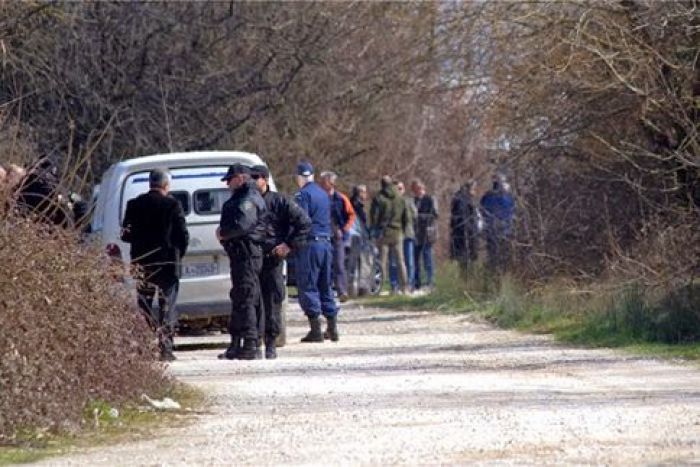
[
  {"xmin": 219, "ymin": 181, "xmax": 268, "ymax": 250},
  {"xmin": 414, "ymin": 194, "xmax": 438, "ymax": 245},
  {"xmin": 16, "ymin": 170, "xmax": 69, "ymax": 226},
  {"xmin": 121, "ymin": 190, "xmax": 189, "ymax": 283},
  {"xmin": 261, "ymin": 188, "xmax": 312, "ymax": 254}
]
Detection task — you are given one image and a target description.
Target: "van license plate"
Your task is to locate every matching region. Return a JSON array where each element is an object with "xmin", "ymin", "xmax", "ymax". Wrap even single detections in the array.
[{"xmin": 183, "ymin": 262, "xmax": 219, "ymax": 278}]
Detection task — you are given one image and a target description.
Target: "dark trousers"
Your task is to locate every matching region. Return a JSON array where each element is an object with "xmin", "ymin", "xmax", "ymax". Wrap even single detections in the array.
[
  {"xmin": 332, "ymin": 237, "xmax": 348, "ymax": 296},
  {"xmin": 486, "ymin": 231, "xmax": 511, "ymax": 272},
  {"xmin": 228, "ymin": 247, "xmax": 263, "ymax": 341},
  {"xmin": 258, "ymin": 257, "xmax": 284, "ymax": 339},
  {"xmin": 137, "ymin": 278, "xmax": 179, "ymax": 355},
  {"xmin": 451, "ymin": 233, "xmax": 479, "ymax": 270},
  {"xmin": 296, "ymin": 240, "xmax": 338, "ymax": 318}
]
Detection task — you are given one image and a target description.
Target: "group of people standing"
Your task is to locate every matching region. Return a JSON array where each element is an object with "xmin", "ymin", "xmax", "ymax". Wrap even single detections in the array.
[
  {"xmin": 122, "ymin": 161, "xmax": 342, "ymax": 361},
  {"xmin": 119, "ymin": 159, "xmax": 515, "ymax": 362},
  {"xmin": 305, "ymin": 173, "xmax": 441, "ymax": 297},
  {"xmin": 449, "ymin": 173, "xmax": 516, "ymax": 272},
  {"xmin": 367, "ymin": 177, "xmax": 439, "ymax": 295}
]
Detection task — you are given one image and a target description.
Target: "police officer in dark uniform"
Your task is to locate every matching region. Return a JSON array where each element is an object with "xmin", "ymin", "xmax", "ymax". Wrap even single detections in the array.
[
  {"xmin": 251, "ymin": 165, "xmax": 311, "ymax": 358},
  {"xmin": 293, "ymin": 161, "xmax": 340, "ymax": 342},
  {"xmin": 217, "ymin": 164, "xmax": 269, "ymax": 360}
]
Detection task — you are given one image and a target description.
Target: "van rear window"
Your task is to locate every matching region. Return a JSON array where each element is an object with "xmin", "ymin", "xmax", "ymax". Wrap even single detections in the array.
[
  {"xmin": 170, "ymin": 191, "xmax": 190, "ymax": 215},
  {"xmin": 194, "ymin": 189, "xmax": 230, "ymax": 215}
]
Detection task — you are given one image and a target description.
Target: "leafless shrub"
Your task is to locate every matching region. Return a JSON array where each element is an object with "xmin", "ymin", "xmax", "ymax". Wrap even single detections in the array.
[
  {"xmin": 468, "ymin": 0, "xmax": 699, "ymax": 283},
  {"xmin": 0, "ymin": 210, "xmax": 168, "ymax": 442}
]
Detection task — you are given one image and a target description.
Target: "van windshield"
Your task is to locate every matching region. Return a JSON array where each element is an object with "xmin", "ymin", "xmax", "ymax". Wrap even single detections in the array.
[{"xmin": 194, "ymin": 189, "xmax": 230, "ymax": 215}]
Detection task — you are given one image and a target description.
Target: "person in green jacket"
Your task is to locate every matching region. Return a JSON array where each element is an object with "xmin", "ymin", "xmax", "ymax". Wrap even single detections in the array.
[
  {"xmin": 389, "ymin": 181, "xmax": 416, "ymax": 291},
  {"xmin": 370, "ymin": 175, "xmax": 409, "ymax": 294}
]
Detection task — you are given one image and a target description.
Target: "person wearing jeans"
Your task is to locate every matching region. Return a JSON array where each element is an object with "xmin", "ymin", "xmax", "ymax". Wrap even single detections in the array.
[{"xmin": 411, "ymin": 179, "xmax": 438, "ymax": 290}]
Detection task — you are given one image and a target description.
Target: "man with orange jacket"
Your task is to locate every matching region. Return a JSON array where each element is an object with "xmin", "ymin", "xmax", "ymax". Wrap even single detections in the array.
[{"xmin": 319, "ymin": 171, "xmax": 356, "ymax": 302}]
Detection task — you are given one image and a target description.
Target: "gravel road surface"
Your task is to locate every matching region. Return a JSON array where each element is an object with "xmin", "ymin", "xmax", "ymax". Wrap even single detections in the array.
[{"xmin": 36, "ymin": 300, "xmax": 700, "ymax": 465}]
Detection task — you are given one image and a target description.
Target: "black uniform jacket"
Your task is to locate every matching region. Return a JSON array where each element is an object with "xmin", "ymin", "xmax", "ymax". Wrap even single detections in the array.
[
  {"xmin": 219, "ymin": 181, "xmax": 268, "ymax": 249},
  {"xmin": 121, "ymin": 190, "xmax": 189, "ymax": 283},
  {"xmin": 261, "ymin": 188, "xmax": 312, "ymax": 254}
]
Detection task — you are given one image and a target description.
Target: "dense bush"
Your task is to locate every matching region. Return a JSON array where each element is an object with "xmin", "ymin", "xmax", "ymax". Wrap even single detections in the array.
[{"xmin": 0, "ymin": 213, "xmax": 168, "ymax": 442}]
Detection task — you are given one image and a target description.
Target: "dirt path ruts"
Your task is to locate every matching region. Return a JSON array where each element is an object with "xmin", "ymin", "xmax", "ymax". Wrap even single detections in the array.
[{"xmin": 35, "ymin": 301, "xmax": 700, "ymax": 465}]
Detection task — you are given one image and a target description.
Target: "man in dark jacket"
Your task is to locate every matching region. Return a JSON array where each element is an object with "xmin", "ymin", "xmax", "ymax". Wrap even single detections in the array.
[
  {"xmin": 411, "ymin": 179, "xmax": 438, "ymax": 290},
  {"xmin": 350, "ymin": 184, "xmax": 369, "ymax": 231},
  {"xmin": 251, "ymin": 164, "xmax": 311, "ymax": 359},
  {"xmin": 450, "ymin": 180, "xmax": 480, "ymax": 270},
  {"xmin": 370, "ymin": 175, "xmax": 409, "ymax": 294},
  {"xmin": 121, "ymin": 168, "xmax": 189, "ymax": 361},
  {"xmin": 217, "ymin": 164, "xmax": 269, "ymax": 360},
  {"xmin": 16, "ymin": 159, "xmax": 70, "ymax": 227}
]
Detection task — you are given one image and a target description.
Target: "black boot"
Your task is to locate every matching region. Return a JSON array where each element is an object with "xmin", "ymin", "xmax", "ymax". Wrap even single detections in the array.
[
  {"xmin": 236, "ymin": 337, "xmax": 259, "ymax": 360},
  {"xmin": 264, "ymin": 335, "xmax": 277, "ymax": 359},
  {"xmin": 326, "ymin": 315, "xmax": 339, "ymax": 342},
  {"xmin": 300, "ymin": 315, "xmax": 324, "ymax": 343},
  {"xmin": 218, "ymin": 335, "xmax": 241, "ymax": 360}
]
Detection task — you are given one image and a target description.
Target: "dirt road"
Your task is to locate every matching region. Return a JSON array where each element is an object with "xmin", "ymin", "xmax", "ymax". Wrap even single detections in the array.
[{"xmin": 37, "ymin": 300, "xmax": 700, "ymax": 465}]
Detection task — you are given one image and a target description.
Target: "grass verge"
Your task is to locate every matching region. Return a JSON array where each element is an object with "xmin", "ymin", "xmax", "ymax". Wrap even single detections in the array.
[
  {"xmin": 0, "ymin": 383, "xmax": 205, "ymax": 465},
  {"xmin": 363, "ymin": 262, "xmax": 700, "ymax": 361}
]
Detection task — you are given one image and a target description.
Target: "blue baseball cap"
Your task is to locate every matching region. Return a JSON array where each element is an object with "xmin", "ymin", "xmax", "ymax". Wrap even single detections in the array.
[{"xmin": 296, "ymin": 161, "xmax": 314, "ymax": 177}]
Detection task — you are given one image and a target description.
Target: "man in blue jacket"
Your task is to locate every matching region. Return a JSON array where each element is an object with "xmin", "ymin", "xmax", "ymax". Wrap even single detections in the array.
[
  {"xmin": 480, "ymin": 174, "xmax": 515, "ymax": 272},
  {"xmin": 293, "ymin": 161, "xmax": 339, "ymax": 342}
]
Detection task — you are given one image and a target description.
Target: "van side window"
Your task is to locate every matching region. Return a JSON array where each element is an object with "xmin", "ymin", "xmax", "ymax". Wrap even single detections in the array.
[
  {"xmin": 194, "ymin": 189, "xmax": 230, "ymax": 215},
  {"xmin": 170, "ymin": 191, "xmax": 190, "ymax": 215}
]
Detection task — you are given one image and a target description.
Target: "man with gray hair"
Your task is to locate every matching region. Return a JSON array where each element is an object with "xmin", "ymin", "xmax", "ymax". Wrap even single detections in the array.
[
  {"xmin": 121, "ymin": 168, "xmax": 189, "ymax": 361},
  {"xmin": 319, "ymin": 170, "xmax": 355, "ymax": 302}
]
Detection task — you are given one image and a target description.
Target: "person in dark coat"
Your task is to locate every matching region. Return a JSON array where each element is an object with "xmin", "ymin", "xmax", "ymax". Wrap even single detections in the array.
[
  {"xmin": 411, "ymin": 179, "xmax": 439, "ymax": 290},
  {"xmin": 121, "ymin": 168, "xmax": 189, "ymax": 361},
  {"xmin": 251, "ymin": 164, "xmax": 311, "ymax": 359},
  {"xmin": 350, "ymin": 184, "xmax": 369, "ymax": 231},
  {"xmin": 450, "ymin": 180, "xmax": 480, "ymax": 270},
  {"xmin": 217, "ymin": 164, "xmax": 269, "ymax": 360},
  {"xmin": 15, "ymin": 159, "xmax": 70, "ymax": 227}
]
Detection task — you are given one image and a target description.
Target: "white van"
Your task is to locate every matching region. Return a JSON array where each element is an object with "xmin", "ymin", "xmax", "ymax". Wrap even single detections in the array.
[{"xmin": 91, "ymin": 151, "xmax": 284, "ymax": 335}]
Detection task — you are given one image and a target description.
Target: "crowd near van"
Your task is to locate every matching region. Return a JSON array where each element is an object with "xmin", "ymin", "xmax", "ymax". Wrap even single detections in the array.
[{"xmin": 90, "ymin": 151, "xmax": 285, "ymax": 334}]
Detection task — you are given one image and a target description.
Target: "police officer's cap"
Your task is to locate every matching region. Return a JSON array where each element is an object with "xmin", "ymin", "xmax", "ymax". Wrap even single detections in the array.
[
  {"xmin": 251, "ymin": 165, "xmax": 269, "ymax": 179},
  {"xmin": 221, "ymin": 163, "xmax": 250, "ymax": 181},
  {"xmin": 297, "ymin": 161, "xmax": 314, "ymax": 177}
]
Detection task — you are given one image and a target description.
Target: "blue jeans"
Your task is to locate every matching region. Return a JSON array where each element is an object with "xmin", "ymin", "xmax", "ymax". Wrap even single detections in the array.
[
  {"xmin": 390, "ymin": 238, "xmax": 415, "ymax": 289},
  {"xmin": 414, "ymin": 243, "xmax": 434, "ymax": 289}
]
